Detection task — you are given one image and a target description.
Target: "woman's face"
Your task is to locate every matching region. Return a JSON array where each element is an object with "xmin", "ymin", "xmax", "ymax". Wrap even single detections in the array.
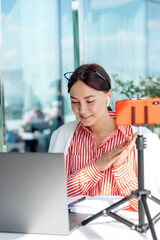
[{"xmin": 70, "ymin": 80, "xmax": 110, "ymax": 128}]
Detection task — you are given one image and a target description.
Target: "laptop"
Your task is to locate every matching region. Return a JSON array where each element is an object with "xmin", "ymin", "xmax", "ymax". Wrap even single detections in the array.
[{"xmin": 0, "ymin": 152, "xmax": 90, "ymax": 235}]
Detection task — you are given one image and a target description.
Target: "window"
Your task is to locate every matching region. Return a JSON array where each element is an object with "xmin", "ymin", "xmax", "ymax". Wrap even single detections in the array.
[{"xmin": 1, "ymin": 0, "xmax": 75, "ymax": 152}]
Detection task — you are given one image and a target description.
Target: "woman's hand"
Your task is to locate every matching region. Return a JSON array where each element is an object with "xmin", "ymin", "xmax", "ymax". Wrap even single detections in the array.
[{"xmin": 95, "ymin": 133, "xmax": 138, "ymax": 172}]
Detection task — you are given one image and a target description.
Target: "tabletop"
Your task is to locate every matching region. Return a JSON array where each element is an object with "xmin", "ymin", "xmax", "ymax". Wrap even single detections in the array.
[{"xmin": 0, "ymin": 211, "xmax": 159, "ymax": 240}]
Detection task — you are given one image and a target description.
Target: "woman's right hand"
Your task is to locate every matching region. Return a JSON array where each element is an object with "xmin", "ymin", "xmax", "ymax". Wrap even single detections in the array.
[{"xmin": 95, "ymin": 133, "xmax": 137, "ymax": 172}]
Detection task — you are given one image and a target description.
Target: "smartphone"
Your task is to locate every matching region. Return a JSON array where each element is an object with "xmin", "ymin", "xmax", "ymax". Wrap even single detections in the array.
[{"xmin": 116, "ymin": 98, "xmax": 160, "ymax": 126}]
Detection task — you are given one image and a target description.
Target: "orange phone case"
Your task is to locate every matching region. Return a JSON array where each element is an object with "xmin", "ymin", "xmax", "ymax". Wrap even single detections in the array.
[{"xmin": 116, "ymin": 98, "xmax": 160, "ymax": 126}]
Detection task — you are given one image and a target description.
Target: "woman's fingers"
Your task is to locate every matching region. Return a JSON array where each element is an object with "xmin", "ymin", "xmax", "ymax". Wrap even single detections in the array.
[
  {"xmin": 112, "ymin": 133, "xmax": 138, "ymax": 169},
  {"xmin": 126, "ymin": 132, "xmax": 138, "ymax": 150},
  {"xmin": 121, "ymin": 133, "xmax": 138, "ymax": 151},
  {"xmin": 95, "ymin": 133, "xmax": 138, "ymax": 172}
]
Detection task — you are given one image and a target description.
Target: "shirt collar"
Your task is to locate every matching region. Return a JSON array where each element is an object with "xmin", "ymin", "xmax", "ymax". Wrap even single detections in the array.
[
  {"xmin": 75, "ymin": 121, "xmax": 92, "ymax": 135},
  {"xmin": 117, "ymin": 125, "xmax": 128, "ymax": 137},
  {"xmin": 75, "ymin": 111, "xmax": 129, "ymax": 138}
]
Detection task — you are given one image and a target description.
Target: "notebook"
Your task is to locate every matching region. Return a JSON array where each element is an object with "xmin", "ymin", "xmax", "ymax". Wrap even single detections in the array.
[{"xmin": 0, "ymin": 152, "xmax": 90, "ymax": 235}]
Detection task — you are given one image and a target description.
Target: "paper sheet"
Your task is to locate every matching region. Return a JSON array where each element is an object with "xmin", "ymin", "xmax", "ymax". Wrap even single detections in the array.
[{"xmin": 68, "ymin": 196, "xmax": 129, "ymax": 214}]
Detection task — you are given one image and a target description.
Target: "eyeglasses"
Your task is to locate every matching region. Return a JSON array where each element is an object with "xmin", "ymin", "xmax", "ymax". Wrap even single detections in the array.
[{"xmin": 64, "ymin": 70, "xmax": 106, "ymax": 83}]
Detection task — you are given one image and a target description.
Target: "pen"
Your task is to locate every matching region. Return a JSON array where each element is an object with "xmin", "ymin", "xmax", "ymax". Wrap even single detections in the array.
[{"xmin": 68, "ymin": 196, "xmax": 86, "ymax": 208}]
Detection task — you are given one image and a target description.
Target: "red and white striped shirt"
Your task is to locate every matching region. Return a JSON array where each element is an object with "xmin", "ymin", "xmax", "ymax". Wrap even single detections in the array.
[{"xmin": 66, "ymin": 112, "xmax": 138, "ymax": 211}]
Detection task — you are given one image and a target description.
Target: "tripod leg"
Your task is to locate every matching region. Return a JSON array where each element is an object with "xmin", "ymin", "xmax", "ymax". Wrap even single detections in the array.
[
  {"xmin": 145, "ymin": 212, "xmax": 160, "ymax": 231},
  {"xmin": 82, "ymin": 193, "xmax": 135, "ymax": 226},
  {"xmin": 141, "ymin": 195, "xmax": 158, "ymax": 240},
  {"xmin": 149, "ymin": 194, "xmax": 160, "ymax": 205},
  {"xmin": 152, "ymin": 212, "xmax": 160, "ymax": 225},
  {"xmin": 104, "ymin": 193, "xmax": 134, "ymax": 212},
  {"xmin": 139, "ymin": 199, "xmax": 145, "ymax": 226}
]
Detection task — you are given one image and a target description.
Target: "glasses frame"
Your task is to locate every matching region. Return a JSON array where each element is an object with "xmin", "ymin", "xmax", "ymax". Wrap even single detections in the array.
[{"xmin": 64, "ymin": 70, "xmax": 106, "ymax": 83}]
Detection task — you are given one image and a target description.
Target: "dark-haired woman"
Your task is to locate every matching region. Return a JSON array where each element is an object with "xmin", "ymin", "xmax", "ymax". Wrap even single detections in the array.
[{"xmin": 49, "ymin": 64, "xmax": 138, "ymax": 211}]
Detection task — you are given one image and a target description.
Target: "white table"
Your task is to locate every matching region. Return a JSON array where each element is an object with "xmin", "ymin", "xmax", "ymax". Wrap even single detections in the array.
[{"xmin": 0, "ymin": 211, "xmax": 159, "ymax": 240}]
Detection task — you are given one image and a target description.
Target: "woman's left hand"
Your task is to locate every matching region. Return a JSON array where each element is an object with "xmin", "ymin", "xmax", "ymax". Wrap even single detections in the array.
[{"xmin": 112, "ymin": 132, "xmax": 138, "ymax": 169}]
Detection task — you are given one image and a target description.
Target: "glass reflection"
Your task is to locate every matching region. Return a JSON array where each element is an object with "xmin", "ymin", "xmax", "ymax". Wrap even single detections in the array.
[
  {"xmin": 0, "ymin": 79, "xmax": 3, "ymax": 152},
  {"xmin": 1, "ymin": 0, "xmax": 62, "ymax": 152},
  {"xmin": 148, "ymin": 1, "xmax": 160, "ymax": 75}
]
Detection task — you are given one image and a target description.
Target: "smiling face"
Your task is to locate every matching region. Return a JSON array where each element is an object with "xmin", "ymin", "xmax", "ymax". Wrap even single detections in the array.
[{"xmin": 70, "ymin": 80, "xmax": 111, "ymax": 129}]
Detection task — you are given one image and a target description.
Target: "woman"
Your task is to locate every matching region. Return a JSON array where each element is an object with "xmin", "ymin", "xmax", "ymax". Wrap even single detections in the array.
[{"xmin": 49, "ymin": 63, "xmax": 138, "ymax": 211}]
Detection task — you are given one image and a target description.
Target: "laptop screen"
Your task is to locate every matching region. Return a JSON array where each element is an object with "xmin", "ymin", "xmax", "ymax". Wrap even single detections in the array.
[{"xmin": 0, "ymin": 152, "xmax": 70, "ymax": 235}]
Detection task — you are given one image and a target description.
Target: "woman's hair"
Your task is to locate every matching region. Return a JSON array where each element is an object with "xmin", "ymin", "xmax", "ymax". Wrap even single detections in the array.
[{"xmin": 67, "ymin": 63, "xmax": 111, "ymax": 93}]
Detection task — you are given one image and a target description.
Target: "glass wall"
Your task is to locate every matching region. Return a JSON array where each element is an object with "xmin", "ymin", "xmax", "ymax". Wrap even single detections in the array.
[
  {"xmin": 78, "ymin": 0, "xmax": 160, "ymax": 108},
  {"xmin": 0, "ymin": 1, "xmax": 4, "ymax": 152},
  {"xmin": 1, "ymin": 0, "xmax": 75, "ymax": 152},
  {"xmin": 82, "ymin": 0, "xmax": 146, "ymax": 76},
  {"xmin": 60, "ymin": 0, "xmax": 76, "ymax": 123},
  {"xmin": 0, "ymin": 78, "xmax": 3, "ymax": 152},
  {"xmin": 80, "ymin": 0, "xmax": 146, "ymax": 107},
  {"xmin": 148, "ymin": 1, "xmax": 160, "ymax": 75},
  {"xmin": 0, "ymin": 74, "xmax": 5, "ymax": 152}
]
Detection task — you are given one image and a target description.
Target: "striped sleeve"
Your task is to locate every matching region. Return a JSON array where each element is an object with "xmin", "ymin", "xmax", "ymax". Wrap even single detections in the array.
[
  {"xmin": 67, "ymin": 162, "xmax": 105, "ymax": 196},
  {"xmin": 112, "ymin": 148, "xmax": 138, "ymax": 211}
]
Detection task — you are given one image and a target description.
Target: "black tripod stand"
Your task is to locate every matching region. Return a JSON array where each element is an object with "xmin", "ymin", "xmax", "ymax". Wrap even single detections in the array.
[{"xmin": 82, "ymin": 127, "xmax": 160, "ymax": 240}]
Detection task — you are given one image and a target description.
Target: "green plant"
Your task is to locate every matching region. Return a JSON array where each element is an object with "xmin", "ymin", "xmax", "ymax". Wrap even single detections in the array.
[
  {"xmin": 112, "ymin": 74, "xmax": 160, "ymax": 136},
  {"xmin": 112, "ymin": 74, "xmax": 160, "ymax": 99},
  {"xmin": 139, "ymin": 76, "xmax": 160, "ymax": 98}
]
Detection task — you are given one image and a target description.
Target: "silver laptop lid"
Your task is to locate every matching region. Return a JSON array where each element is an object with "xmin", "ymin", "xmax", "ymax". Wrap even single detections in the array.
[{"xmin": 0, "ymin": 152, "xmax": 70, "ymax": 235}]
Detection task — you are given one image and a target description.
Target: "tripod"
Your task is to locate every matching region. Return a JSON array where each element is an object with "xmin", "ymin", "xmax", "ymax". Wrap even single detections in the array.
[{"xmin": 82, "ymin": 127, "xmax": 160, "ymax": 240}]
